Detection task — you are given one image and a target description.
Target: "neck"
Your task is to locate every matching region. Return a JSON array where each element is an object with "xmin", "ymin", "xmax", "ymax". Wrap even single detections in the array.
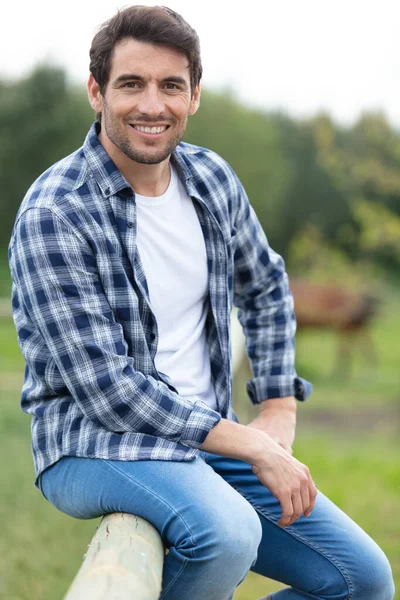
[
  {"xmin": 121, "ymin": 159, "xmax": 171, "ymax": 197},
  {"xmin": 99, "ymin": 131, "xmax": 171, "ymax": 197}
]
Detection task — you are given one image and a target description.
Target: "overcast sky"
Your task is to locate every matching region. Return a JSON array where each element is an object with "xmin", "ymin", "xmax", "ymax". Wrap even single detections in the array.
[{"xmin": 1, "ymin": 0, "xmax": 399, "ymax": 126}]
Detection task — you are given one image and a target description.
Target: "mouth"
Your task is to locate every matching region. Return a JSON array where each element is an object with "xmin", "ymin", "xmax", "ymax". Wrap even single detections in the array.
[{"xmin": 129, "ymin": 124, "xmax": 170, "ymax": 138}]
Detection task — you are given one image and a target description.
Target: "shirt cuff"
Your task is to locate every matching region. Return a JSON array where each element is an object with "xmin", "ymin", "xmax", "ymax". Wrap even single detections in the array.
[
  {"xmin": 179, "ymin": 401, "xmax": 222, "ymax": 448},
  {"xmin": 246, "ymin": 376, "xmax": 313, "ymax": 404}
]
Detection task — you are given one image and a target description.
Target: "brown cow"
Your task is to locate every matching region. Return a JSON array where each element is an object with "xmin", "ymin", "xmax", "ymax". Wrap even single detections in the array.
[
  {"xmin": 289, "ymin": 278, "xmax": 380, "ymax": 378},
  {"xmin": 231, "ymin": 280, "xmax": 380, "ymax": 394}
]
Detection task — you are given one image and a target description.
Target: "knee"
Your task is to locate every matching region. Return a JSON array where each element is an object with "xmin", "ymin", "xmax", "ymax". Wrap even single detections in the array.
[
  {"xmin": 184, "ymin": 501, "xmax": 262, "ymax": 570},
  {"xmin": 219, "ymin": 507, "xmax": 263, "ymax": 568},
  {"xmin": 352, "ymin": 548, "xmax": 395, "ymax": 600}
]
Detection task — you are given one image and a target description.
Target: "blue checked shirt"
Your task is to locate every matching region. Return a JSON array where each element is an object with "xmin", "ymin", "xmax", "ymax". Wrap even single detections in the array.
[{"xmin": 8, "ymin": 122, "xmax": 311, "ymax": 485}]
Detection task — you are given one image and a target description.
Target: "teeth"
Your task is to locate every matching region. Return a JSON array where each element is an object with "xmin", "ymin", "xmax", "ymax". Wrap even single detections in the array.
[{"xmin": 134, "ymin": 125, "xmax": 167, "ymax": 134}]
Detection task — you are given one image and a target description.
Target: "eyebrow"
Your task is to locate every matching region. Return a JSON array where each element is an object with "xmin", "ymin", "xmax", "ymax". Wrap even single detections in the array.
[{"xmin": 113, "ymin": 74, "xmax": 188, "ymax": 87}]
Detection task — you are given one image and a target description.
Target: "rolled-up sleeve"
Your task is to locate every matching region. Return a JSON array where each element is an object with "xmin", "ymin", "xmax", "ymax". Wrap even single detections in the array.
[
  {"xmin": 231, "ymin": 182, "xmax": 312, "ymax": 403},
  {"xmin": 10, "ymin": 207, "xmax": 221, "ymax": 447}
]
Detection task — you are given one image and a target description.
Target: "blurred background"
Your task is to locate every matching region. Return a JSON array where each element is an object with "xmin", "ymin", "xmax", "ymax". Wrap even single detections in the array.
[{"xmin": 0, "ymin": 1, "xmax": 399, "ymax": 598}]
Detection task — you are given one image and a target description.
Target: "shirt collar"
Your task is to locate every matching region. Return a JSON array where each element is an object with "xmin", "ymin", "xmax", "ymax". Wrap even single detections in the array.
[
  {"xmin": 83, "ymin": 122, "xmax": 132, "ymax": 198},
  {"xmin": 83, "ymin": 121, "xmax": 195, "ymax": 200}
]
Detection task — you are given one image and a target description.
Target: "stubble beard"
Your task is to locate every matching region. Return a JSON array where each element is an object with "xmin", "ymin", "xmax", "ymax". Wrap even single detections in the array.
[{"xmin": 102, "ymin": 103, "xmax": 187, "ymax": 165}]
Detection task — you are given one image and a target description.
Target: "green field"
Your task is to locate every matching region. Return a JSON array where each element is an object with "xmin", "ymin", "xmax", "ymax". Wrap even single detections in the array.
[{"xmin": 0, "ymin": 289, "xmax": 399, "ymax": 599}]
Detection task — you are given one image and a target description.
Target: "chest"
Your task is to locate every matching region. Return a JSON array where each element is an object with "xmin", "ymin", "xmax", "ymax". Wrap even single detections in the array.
[{"xmin": 135, "ymin": 192, "xmax": 208, "ymax": 317}]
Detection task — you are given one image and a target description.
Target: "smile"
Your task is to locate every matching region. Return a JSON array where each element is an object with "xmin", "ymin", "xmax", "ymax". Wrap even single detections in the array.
[{"xmin": 130, "ymin": 125, "xmax": 169, "ymax": 135}]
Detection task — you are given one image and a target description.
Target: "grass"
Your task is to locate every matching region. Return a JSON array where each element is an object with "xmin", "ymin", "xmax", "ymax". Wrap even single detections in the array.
[
  {"xmin": 0, "ymin": 256, "xmax": 11, "ymax": 298},
  {"xmin": 0, "ymin": 289, "xmax": 399, "ymax": 599}
]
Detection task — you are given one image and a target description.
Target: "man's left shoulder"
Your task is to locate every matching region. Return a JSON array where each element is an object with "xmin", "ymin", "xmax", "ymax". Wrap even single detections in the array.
[{"xmin": 175, "ymin": 142, "xmax": 239, "ymax": 189}]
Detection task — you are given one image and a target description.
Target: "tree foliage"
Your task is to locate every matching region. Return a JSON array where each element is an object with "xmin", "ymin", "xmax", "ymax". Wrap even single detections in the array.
[
  {"xmin": 0, "ymin": 66, "xmax": 93, "ymax": 250},
  {"xmin": 1, "ymin": 66, "xmax": 399, "ymax": 280}
]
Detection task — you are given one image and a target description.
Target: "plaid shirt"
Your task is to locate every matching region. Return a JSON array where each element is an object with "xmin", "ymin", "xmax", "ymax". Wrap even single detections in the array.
[{"xmin": 8, "ymin": 122, "xmax": 311, "ymax": 485}]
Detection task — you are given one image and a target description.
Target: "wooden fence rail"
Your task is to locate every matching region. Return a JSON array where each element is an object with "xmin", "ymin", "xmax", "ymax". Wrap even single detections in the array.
[{"xmin": 64, "ymin": 513, "xmax": 164, "ymax": 600}]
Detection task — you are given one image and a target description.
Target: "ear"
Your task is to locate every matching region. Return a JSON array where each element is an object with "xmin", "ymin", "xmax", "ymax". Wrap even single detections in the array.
[
  {"xmin": 188, "ymin": 84, "xmax": 201, "ymax": 116},
  {"xmin": 87, "ymin": 74, "xmax": 103, "ymax": 113}
]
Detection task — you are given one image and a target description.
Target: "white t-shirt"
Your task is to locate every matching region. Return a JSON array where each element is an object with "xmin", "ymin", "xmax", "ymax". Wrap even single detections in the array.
[{"xmin": 135, "ymin": 166, "xmax": 218, "ymax": 411}]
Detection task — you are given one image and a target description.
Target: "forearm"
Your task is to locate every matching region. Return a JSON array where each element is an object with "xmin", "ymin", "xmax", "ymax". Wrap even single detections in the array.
[
  {"xmin": 251, "ymin": 395, "xmax": 297, "ymax": 453},
  {"xmin": 200, "ymin": 418, "xmax": 266, "ymax": 463},
  {"xmin": 199, "ymin": 396, "xmax": 298, "ymax": 461},
  {"xmin": 200, "ymin": 415, "xmax": 318, "ymax": 529}
]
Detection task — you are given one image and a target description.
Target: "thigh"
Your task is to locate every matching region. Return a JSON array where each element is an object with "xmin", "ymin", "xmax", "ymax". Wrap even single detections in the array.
[
  {"xmin": 39, "ymin": 455, "xmax": 257, "ymax": 550},
  {"xmin": 41, "ymin": 456, "xmax": 265, "ymax": 600},
  {"xmin": 205, "ymin": 453, "xmax": 391, "ymax": 599}
]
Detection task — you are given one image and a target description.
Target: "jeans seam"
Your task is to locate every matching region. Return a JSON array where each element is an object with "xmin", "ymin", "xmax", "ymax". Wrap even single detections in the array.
[
  {"xmin": 235, "ymin": 486, "xmax": 354, "ymax": 600},
  {"xmin": 159, "ymin": 558, "xmax": 189, "ymax": 599},
  {"xmin": 102, "ymin": 460, "xmax": 197, "ymax": 560}
]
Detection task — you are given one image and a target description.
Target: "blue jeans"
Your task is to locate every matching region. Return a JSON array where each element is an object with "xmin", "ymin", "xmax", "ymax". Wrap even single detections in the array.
[{"xmin": 39, "ymin": 453, "xmax": 395, "ymax": 600}]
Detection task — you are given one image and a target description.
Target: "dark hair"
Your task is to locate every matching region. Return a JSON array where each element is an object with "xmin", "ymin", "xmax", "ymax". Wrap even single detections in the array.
[{"xmin": 89, "ymin": 5, "xmax": 202, "ymax": 96}]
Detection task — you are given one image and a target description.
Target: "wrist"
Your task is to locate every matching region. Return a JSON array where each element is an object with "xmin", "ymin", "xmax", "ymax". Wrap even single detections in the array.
[{"xmin": 260, "ymin": 395, "xmax": 297, "ymax": 414}]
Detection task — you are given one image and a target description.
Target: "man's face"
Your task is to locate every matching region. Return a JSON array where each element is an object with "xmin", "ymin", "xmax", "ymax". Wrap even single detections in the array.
[{"xmin": 88, "ymin": 39, "xmax": 200, "ymax": 165}]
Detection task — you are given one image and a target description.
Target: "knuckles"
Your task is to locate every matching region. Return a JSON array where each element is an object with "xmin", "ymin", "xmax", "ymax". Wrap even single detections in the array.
[{"xmin": 298, "ymin": 473, "xmax": 308, "ymax": 485}]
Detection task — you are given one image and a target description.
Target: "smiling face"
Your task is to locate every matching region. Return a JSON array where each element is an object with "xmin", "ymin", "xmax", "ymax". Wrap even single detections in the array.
[{"xmin": 88, "ymin": 39, "xmax": 200, "ymax": 166}]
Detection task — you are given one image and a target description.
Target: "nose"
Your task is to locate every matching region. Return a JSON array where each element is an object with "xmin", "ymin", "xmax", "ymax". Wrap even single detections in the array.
[{"xmin": 136, "ymin": 84, "xmax": 165, "ymax": 117}]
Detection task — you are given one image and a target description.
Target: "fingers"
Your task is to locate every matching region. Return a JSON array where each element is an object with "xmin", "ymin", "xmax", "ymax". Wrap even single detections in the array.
[
  {"xmin": 304, "ymin": 472, "xmax": 318, "ymax": 517},
  {"xmin": 289, "ymin": 490, "xmax": 303, "ymax": 526},
  {"xmin": 251, "ymin": 439, "xmax": 318, "ymax": 528},
  {"xmin": 291, "ymin": 459, "xmax": 318, "ymax": 518},
  {"xmin": 277, "ymin": 490, "xmax": 294, "ymax": 528},
  {"xmin": 278, "ymin": 465, "xmax": 318, "ymax": 527},
  {"xmin": 298, "ymin": 463, "xmax": 318, "ymax": 518},
  {"xmin": 280, "ymin": 474, "xmax": 307, "ymax": 527},
  {"xmin": 299, "ymin": 477, "xmax": 310, "ymax": 518}
]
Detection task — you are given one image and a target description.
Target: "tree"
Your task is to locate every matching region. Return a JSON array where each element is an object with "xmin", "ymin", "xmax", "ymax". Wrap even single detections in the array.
[{"xmin": 0, "ymin": 65, "xmax": 92, "ymax": 251}]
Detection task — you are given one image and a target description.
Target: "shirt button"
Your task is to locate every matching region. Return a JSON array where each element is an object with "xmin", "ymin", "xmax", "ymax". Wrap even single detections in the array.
[
  {"xmin": 127, "ymin": 221, "xmax": 134, "ymax": 228},
  {"xmin": 150, "ymin": 333, "xmax": 156, "ymax": 341},
  {"xmin": 105, "ymin": 187, "xmax": 110, "ymax": 195}
]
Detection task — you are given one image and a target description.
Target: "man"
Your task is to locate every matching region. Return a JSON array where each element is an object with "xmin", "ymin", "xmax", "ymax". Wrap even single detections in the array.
[{"xmin": 8, "ymin": 6, "xmax": 394, "ymax": 600}]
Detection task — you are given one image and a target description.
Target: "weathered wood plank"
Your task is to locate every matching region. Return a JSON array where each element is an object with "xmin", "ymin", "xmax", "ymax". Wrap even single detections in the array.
[{"xmin": 64, "ymin": 513, "xmax": 164, "ymax": 600}]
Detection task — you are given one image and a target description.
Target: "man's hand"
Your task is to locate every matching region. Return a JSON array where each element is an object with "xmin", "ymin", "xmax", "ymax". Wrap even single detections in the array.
[
  {"xmin": 247, "ymin": 396, "xmax": 297, "ymax": 455},
  {"xmin": 250, "ymin": 438, "xmax": 317, "ymax": 527},
  {"xmin": 246, "ymin": 397, "xmax": 318, "ymax": 525},
  {"xmin": 200, "ymin": 417, "xmax": 318, "ymax": 526}
]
